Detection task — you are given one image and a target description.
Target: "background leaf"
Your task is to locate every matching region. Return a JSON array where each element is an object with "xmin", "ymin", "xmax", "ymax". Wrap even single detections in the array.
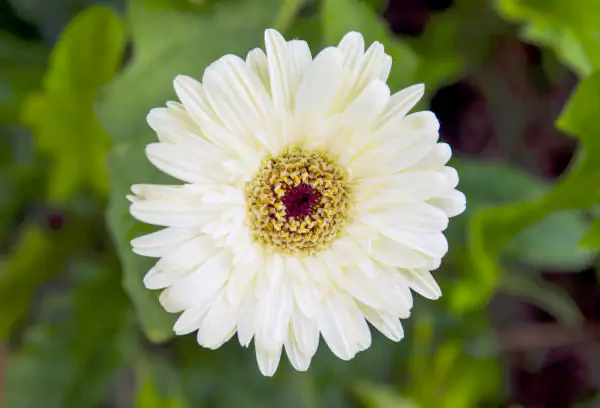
[
  {"xmin": 449, "ymin": 159, "xmax": 594, "ymax": 269},
  {"xmin": 21, "ymin": 6, "xmax": 125, "ymax": 202},
  {"xmin": 0, "ymin": 34, "xmax": 46, "ymax": 123},
  {"xmin": 500, "ymin": 273, "xmax": 583, "ymax": 324},
  {"xmin": 3, "ymin": 261, "xmax": 128, "ymax": 408},
  {"xmin": 452, "ymin": 71, "xmax": 600, "ymax": 311},
  {"xmin": 353, "ymin": 381, "xmax": 419, "ymax": 408},
  {"xmin": 495, "ymin": 0, "xmax": 600, "ymax": 77},
  {"xmin": 0, "ymin": 227, "xmax": 67, "ymax": 337}
]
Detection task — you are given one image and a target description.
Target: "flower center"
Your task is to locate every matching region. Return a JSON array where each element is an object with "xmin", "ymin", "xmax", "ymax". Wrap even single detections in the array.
[
  {"xmin": 282, "ymin": 184, "xmax": 320, "ymax": 218},
  {"xmin": 246, "ymin": 149, "xmax": 350, "ymax": 255}
]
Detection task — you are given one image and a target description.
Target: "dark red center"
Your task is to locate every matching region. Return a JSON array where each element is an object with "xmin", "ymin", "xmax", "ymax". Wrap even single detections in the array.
[{"xmin": 281, "ymin": 184, "xmax": 320, "ymax": 218}]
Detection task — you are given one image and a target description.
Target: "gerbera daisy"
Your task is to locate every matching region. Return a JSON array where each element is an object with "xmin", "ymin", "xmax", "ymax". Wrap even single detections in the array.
[{"xmin": 128, "ymin": 29, "xmax": 466, "ymax": 376}]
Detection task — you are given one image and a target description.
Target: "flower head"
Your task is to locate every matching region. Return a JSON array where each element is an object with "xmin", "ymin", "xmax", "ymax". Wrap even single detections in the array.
[{"xmin": 129, "ymin": 29, "xmax": 466, "ymax": 376}]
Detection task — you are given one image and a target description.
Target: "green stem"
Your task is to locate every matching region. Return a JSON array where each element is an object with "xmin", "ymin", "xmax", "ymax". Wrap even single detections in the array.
[{"xmin": 273, "ymin": 0, "xmax": 304, "ymax": 33}]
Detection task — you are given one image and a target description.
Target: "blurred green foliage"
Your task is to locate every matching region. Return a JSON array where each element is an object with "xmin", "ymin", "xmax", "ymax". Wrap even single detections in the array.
[
  {"xmin": 496, "ymin": 0, "xmax": 600, "ymax": 76},
  {"xmin": 452, "ymin": 1, "xmax": 600, "ymax": 313},
  {"xmin": 1, "ymin": 0, "xmax": 599, "ymax": 406},
  {"xmin": 21, "ymin": 6, "xmax": 125, "ymax": 202}
]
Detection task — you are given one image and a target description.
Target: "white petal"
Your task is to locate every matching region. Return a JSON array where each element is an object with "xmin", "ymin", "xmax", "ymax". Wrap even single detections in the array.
[
  {"xmin": 131, "ymin": 227, "xmax": 199, "ymax": 258},
  {"xmin": 302, "ymin": 255, "xmax": 329, "ymax": 284},
  {"xmin": 375, "ymin": 110, "xmax": 440, "ymax": 150},
  {"xmin": 143, "ymin": 235, "xmax": 216, "ymax": 289},
  {"xmin": 371, "ymin": 236, "xmax": 435, "ymax": 269},
  {"xmin": 414, "ymin": 142, "xmax": 452, "ymax": 168},
  {"xmin": 256, "ymin": 344, "xmax": 282, "ymax": 377},
  {"xmin": 357, "ymin": 171, "xmax": 449, "ymax": 206},
  {"xmin": 173, "ymin": 304, "xmax": 210, "ymax": 335},
  {"xmin": 338, "ymin": 31, "xmax": 364, "ymax": 70},
  {"xmin": 237, "ymin": 292, "xmax": 258, "ymax": 347},
  {"xmin": 440, "ymin": 166, "xmax": 459, "ymax": 188},
  {"xmin": 202, "ymin": 55, "xmax": 273, "ymax": 140},
  {"xmin": 364, "ymin": 202, "xmax": 449, "ymax": 233},
  {"xmin": 377, "ymin": 84, "xmax": 425, "ymax": 128},
  {"xmin": 284, "ymin": 339, "xmax": 311, "ymax": 372},
  {"xmin": 288, "ymin": 40, "xmax": 312, "ymax": 80},
  {"xmin": 318, "ymin": 292, "xmax": 371, "ymax": 360},
  {"xmin": 379, "ymin": 264, "xmax": 414, "ymax": 311},
  {"xmin": 291, "ymin": 310, "xmax": 319, "ymax": 357},
  {"xmin": 226, "ymin": 264, "xmax": 260, "ymax": 309},
  {"xmin": 381, "ymin": 229, "xmax": 448, "ymax": 258},
  {"xmin": 285, "ymin": 310, "xmax": 319, "ymax": 371},
  {"xmin": 246, "ymin": 48, "xmax": 270, "ymax": 93},
  {"xmin": 130, "ymin": 184, "xmax": 199, "ymax": 201},
  {"xmin": 403, "ymin": 110, "xmax": 440, "ymax": 134},
  {"xmin": 342, "ymin": 79, "xmax": 390, "ymax": 130},
  {"xmin": 349, "ymin": 113, "xmax": 439, "ymax": 178},
  {"xmin": 265, "ymin": 29, "xmax": 308, "ymax": 115},
  {"xmin": 159, "ymin": 288, "xmax": 184, "ymax": 313},
  {"xmin": 337, "ymin": 269, "xmax": 386, "ymax": 310},
  {"xmin": 287, "ymin": 258, "xmax": 321, "ymax": 319},
  {"xmin": 294, "ymin": 47, "xmax": 344, "ymax": 124},
  {"xmin": 390, "ymin": 134, "xmax": 439, "ymax": 173},
  {"xmin": 147, "ymin": 107, "xmax": 222, "ymax": 158},
  {"xmin": 429, "ymin": 189, "xmax": 466, "ymax": 217},
  {"xmin": 130, "ymin": 200, "xmax": 214, "ymax": 227},
  {"xmin": 255, "ymin": 258, "xmax": 293, "ymax": 351},
  {"xmin": 360, "ymin": 306, "xmax": 405, "ymax": 342},
  {"xmin": 349, "ymin": 42, "xmax": 390, "ymax": 103},
  {"xmin": 146, "ymin": 143, "xmax": 224, "ymax": 184},
  {"xmin": 388, "ymin": 170, "xmax": 450, "ymax": 200},
  {"xmin": 379, "ymin": 54, "xmax": 392, "ymax": 82},
  {"xmin": 330, "ymin": 238, "xmax": 373, "ymax": 275},
  {"xmin": 197, "ymin": 293, "xmax": 238, "ymax": 349},
  {"xmin": 401, "ymin": 269, "xmax": 442, "ymax": 299},
  {"xmin": 173, "ymin": 75, "xmax": 237, "ymax": 152},
  {"xmin": 167, "ymin": 250, "xmax": 231, "ymax": 309},
  {"xmin": 332, "ymin": 36, "xmax": 391, "ymax": 113}
]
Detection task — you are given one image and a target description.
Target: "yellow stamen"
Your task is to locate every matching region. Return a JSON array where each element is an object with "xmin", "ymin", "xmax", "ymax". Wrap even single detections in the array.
[{"xmin": 246, "ymin": 149, "xmax": 350, "ymax": 255}]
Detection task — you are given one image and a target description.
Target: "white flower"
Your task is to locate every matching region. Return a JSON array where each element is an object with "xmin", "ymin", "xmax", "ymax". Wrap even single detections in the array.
[{"xmin": 128, "ymin": 29, "xmax": 466, "ymax": 376}]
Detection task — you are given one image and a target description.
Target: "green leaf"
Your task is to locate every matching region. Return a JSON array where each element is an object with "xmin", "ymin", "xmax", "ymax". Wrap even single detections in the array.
[
  {"xmin": 21, "ymin": 6, "xmax": 125, "ymax": 202},
  {"xmin": 404, "ymin": 335, "xmax": 502, "ymax": 408},
  {"xmin": 557, "ymin": 71, "xmax": 600, "ymax": 139},
  {"xmin": 451, "ymin": 158, "xmax": 594, "ymax": 269},
  {"xmin": 581, "ymin": 217, "xmax": 600, "ymax": 248},
  {"xmin": 130, "ymin": 346, "xmax": 187, "ymax": 408},
  {"xmin": 136, "ymin": 380, "xmax": 184, "ymax": 408},
  {"xmin": 3, "ymin": 262, "xmax": 127, "ymax": 408},
  {"xmin": 0, "ymin": 34, "xmax": 47, "ymax": 124},
  {"xmin": 98, "ymin": 0, "xmax": 282, "ymax": 342},
  {"xmin": 439, "ymin": 357, "xmax": 501, "ymax": 408},
  {"xmin": 0, "ymin": 227, "xmax": 64, "ymax": 337},
  {"xmin": 353, "ymin": 381, "xmax": 419, "ymax": 408},
  {"xmin": 521, "ymin": 23, "xmax": 594, "ymax": 78},
  {"xmin": 508, "ymin": 210, "xmax": 595, "ymax": 269},
  {"xmin": 273, "ymin": 0, "xmax": 305, "ymax": 32},
  {"xmin": 454, "ymin": 71, "xmax": 600, "ymax": 312},
  {"xmin": 495, "ymin": 0, "xmax": 600, "ymax": 77},
  {"xmin": 322, "ymin": 0, "xmax": 420, "ymax": 90},
  {"xmin": 455, "ymin": 159, "xmax": 547, "ymax": 212},
  {"xmin": 500, "ymin": 273, "xmax": 583, "ymax": 324}
]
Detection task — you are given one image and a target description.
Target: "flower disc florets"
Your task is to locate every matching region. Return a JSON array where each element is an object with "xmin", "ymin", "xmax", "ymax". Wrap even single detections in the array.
[{"xmin": 246, "ymin": 149, "xmax": 349, "ymax": 255}]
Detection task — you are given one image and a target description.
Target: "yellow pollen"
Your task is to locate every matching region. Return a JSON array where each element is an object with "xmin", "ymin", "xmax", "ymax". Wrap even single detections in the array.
[{"xmin": 246, "ymin": 149, "xmax": 350, "ymax": 255}]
